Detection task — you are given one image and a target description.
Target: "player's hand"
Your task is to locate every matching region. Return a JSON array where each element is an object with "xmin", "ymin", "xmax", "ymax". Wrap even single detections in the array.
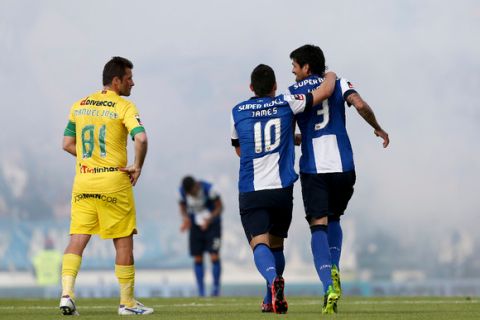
[
  {"xmin": 200, "ymin": 219, "xmax": 210, "ymax": 232},
  {"xmin": 180, "ymin": 218, "xmax": 191, "ymax": 232},
  {"xmin": 374, "ymin": 129, "xmax": 390, "ymax": 148},
  {"xmin": 119, "ymin": 165, "xmax": 142, "ymax": 186},
  {"xmin": 294, "ymin": 134, "xmax": 302, "ymax": 146}
]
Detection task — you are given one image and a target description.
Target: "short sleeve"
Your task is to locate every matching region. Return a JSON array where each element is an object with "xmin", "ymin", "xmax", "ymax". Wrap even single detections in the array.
[
  {"xmin": 339, "ymin": 78, "xmax": 357, "ymax": 104},
  {"xmin": 283, "ymin": 94, "xmax": 313, "ymax": 115},
  {"xmin": 64, "ymin": 106, "xmax": 76, "ymax": 137},
  {"xmin": 123, "ymin": 102, "xmax": 145, "ymax": 139}
]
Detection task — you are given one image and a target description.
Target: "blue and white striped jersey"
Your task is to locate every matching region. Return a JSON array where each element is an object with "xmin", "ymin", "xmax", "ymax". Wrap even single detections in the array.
[
  {"xmin": 179, "ymin": 181, "xmax": 219, "ymax": 215},
  {"xmin": 287, "ymin": 75, "xmax": 357, "ymax": 174},
  {"xmin": 231, "ymin": 93, "xmax": 312, "ymax": 193}
]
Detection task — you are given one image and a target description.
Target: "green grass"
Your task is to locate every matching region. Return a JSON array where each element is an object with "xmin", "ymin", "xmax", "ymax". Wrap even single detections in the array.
[{"xmin": 0, "ymin": 296, "xmax": 479, "ymax": 319}]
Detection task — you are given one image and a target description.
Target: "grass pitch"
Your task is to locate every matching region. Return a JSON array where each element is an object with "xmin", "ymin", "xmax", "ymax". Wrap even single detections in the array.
[{"xmin": 0, "ymin": 296, "xmax": 479, "ymax": 319}]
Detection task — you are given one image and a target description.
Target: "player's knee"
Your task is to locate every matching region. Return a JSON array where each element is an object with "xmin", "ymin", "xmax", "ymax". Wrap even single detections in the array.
[
  {"xmin": 193, "ymin": 255, "xmax": 203, "ymax": 263},
  {"xmin": 269, "ymin": 235, "xmax": 284, "ymax": 249},
  {"xmin": 249, "ymin": 234, "xmax": 269, "ymax": 250},
  {"xmin": 210, "ymin": 253, "xmax": 220, "ymax": 262},
  {"xmin": 309, "ymin": 216, "xmax": 328, "ymax": 227},
  {"xmin": 310, "ymin": 224, "xmax": 328, "ymax": 234}
]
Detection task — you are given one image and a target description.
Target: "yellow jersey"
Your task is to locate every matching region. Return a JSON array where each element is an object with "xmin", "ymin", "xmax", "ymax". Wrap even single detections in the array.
[{"xmin": 64, "ymin": 90, "xmax": 145, "ymax": 193}]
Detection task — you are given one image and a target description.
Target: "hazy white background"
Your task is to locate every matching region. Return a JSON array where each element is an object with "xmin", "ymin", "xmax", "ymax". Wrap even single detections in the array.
[{"xmin": 0, "ymin": 0, "xmax": 479, "ymax": 270}]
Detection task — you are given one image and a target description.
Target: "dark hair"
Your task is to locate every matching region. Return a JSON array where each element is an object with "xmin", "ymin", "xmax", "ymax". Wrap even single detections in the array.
[
  {"xmin": 290, "ymin": 44, "xmax": 326, "ymax": 76},
  {"xmin": 102, "ymin": 56, "xmax": 133, "ymax": 86},
  {"xmin": 250, "ymin": 64, "xmax": 276, "ymax": 97},
  {"xmin": 182, "ymin": 176, "xmax": 196, "ymax": 193}
]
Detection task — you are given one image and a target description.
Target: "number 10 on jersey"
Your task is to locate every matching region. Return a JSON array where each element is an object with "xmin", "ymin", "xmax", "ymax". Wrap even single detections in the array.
[{"xmin": 254, "ymin": 119, "xmax": 281, "ymax": 153}]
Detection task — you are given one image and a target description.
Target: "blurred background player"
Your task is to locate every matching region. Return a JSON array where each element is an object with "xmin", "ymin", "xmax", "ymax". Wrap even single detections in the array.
[
  {"xmin": 32, "ymin": 237, "xmax": 62, "ymax": 286},
  {"xmin": 178, "ymin": 176, "xmax": 223, "ymax": 296},
  {"xmin": 60, "ymin": 56, "xmax": 152, "ymax": 315},
  {"xmin": 287, "ymin": 44, "xmax": 390, "ymax": 314},
  {"xmin": 230, "ymin": 64, "xmax": 336, "ymax": 314}
]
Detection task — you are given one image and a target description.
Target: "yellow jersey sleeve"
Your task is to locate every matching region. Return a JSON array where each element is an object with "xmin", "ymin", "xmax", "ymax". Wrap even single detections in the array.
[
  {"xmin": 123, "ymin": 102, "xmax": 145, "ymax": 139},
  {"xmin": 64, "ymin": 105, "xmax": 76, "ymax": 137}
]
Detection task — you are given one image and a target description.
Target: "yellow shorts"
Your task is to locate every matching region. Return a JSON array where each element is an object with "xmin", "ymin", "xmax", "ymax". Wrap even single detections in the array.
[{"xmin": 70, "ymin": 188, "xmax": 137, "ymax": 239}]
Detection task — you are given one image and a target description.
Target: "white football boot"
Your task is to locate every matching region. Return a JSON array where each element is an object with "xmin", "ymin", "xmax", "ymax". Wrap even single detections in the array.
[
  {"xmin": 59, "ymin": 295, "xmax": 79, "ymax": 316},
  {"xmin": 118, "ymin": 300, "xmax": 154, "ymax": 315}
]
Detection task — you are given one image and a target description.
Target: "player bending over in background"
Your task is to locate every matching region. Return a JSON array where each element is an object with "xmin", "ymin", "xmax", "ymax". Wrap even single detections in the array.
[
  {"xmin": 287, "ymin": 44, "xmax": 389, "ymax": 314},
  {"xmin": 60, "ymin": 57, "xmax": 152, "ymax": 316},
  {"xmin": 178, "ymin": 176, "xmax": 223, "ymax": 296},
  {"xmin": 230, "ymin": 64, "xmax": 336, "ymax": 314}
]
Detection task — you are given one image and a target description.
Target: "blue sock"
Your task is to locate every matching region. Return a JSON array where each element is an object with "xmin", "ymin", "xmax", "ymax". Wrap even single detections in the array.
[
  {"xmin": 212, "ymin": 260, "xmax": 221, "ymax": 296},
  {"xmin": 273, "ymin": 248, "xmax": 285, "ymax": 275},
  {"xmin": 253, "ymin": 244, "xmax": 277, "ymax": 287},
  {"xmin": 264, "ymin": 248, "xmax": 285, "ymax": 304},
  {"xmin": 328, "ymin": 219, "xmax": 343, "ymax": 269},
  {"xmin": 194, "ymin": 262, "xmax": 205, "ymax": 296},
  {"xmin": 311, "ymin": 225, "xmax": 332, "ymax": 294}
]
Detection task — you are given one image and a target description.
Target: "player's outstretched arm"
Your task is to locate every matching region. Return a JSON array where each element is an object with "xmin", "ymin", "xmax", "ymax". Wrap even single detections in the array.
[
  {"xmin": 347, "ymin": 92, "xmax": 390, "ymax": 148},
  {"xmin": 62, "ymin": 136, "xmax": 77, "ymax": 156},
  {"xmin": 119, "ymin": 132, "xmax": 148, "ymax": 186},
  {"xmin": 311, "ymin": 71, "xmax": 337, "ymax": 105}
]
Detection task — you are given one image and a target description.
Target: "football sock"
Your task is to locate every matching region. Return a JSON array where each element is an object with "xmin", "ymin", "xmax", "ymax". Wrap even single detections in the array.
[
  {"xmin": 115, "ymin": 264, "xmax": 135, "ymax": 307},
  {"xmin": 328, "ymin": 219, "xmax": 343, "ymax": 269},
  {"xmin": 272, "ymin": 247, "xmax": 285, "ymax": 275},
  {"xmin": 212, "ymin": 260, "xmax": 221, "ymax": 296},
  {"xmin": 61, "ymin": 253, "xmax": 82, "ymax": 299},
  {"xmin": 311, "ymin": 225, "xmax": 333, "ymax": 293},
  {"xmin": 264, "ymin": 247, "xmax": 285, "ymax": 304},
  {"xmin": 194, "ymin": 262, "xmax": 205, "ymax": 296},
  {"xmin": 253, "ymin": 244, "xmax": 277, "ymax": 287}
]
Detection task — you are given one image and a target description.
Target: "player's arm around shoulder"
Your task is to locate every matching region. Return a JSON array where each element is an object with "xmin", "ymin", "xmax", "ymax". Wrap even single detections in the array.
[
  {"xmin": 311, "ymin": 71, "xmax": 337, "ymax": 105},
  {"xmin": 347, "ymin": 92, "xmax": 390, "ymax": 148}
]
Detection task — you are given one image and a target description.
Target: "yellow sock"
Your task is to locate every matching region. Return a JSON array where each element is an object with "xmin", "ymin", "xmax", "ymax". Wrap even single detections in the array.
[
  {"xmin": 115, "ymin": 264, "xmax": 135, "ymax": 307},
  {"xmin": 61, "ymin": 253, "xmax": 82, "ymax": 299}
]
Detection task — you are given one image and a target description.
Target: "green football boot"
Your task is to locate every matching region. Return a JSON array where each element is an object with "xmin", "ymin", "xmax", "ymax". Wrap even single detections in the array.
[
  {"xmin": 322, "ymin": 285, "xmax": 339, "ymax": 314},
  {"xmin": 331, "ymin": 264, "xmax": 342, "ymax": 297}
]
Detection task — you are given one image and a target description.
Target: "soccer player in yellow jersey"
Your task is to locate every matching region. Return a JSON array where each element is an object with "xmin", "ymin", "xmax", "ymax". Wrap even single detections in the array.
[{"xmin": 59, "ymin": 57, "xmax": 152, "ymax": 316}]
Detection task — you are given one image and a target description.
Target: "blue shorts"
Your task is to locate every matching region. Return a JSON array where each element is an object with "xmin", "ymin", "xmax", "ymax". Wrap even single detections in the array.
[
  {"xmin": 189, "ymin": 220, "xmax": 221, "ymax": 256},
  {"xmin": 239, "ymin": 186, "xmax": 293, "ymax": 242},
  {"xmin": 300, "ymin": 170, "xmax": 356, "ymax": 222}
]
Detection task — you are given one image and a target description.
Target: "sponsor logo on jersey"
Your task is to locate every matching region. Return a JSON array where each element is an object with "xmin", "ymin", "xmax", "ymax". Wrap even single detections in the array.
[
  {"xmin": 79, "ymin": 164, "xmax": 119, "ymax": 174},
  {"xmin": 74, "ymin": 193, "xmax": 117, "ymax": 203},
  {"xmin": 292, "ymin": 77, "xmax": 322, "ymax": 90},
  {"xmin": 238, "ymin": 98, "xmax": 285, "ymax": 111},
  {"xmin": 80, "ymin": 97, "xmax": 116, "ymax": 107},
  {"xmin": 294, "ymin": 94, "xmax": 304, "ymax": 100}
]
